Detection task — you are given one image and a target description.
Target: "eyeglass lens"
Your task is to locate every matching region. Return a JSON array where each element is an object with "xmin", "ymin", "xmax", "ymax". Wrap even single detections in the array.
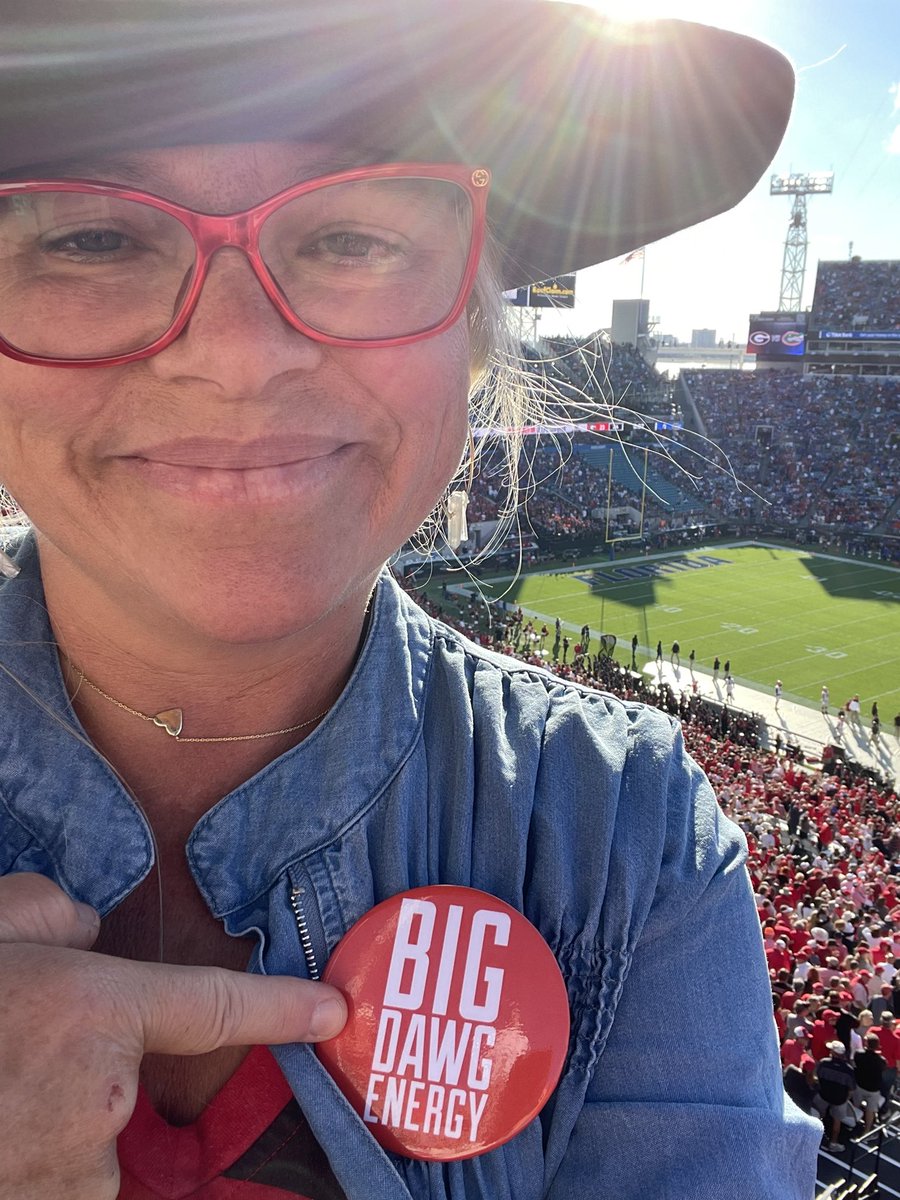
[{"xmin": 0, "ymin": 176, "xmax": 474, "ymax": 359}]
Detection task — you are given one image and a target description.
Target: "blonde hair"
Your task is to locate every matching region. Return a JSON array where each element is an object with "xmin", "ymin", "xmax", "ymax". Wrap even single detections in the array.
[{"xmin": 411, "ymin": 229, "xmax": 560, "ymax": 566}]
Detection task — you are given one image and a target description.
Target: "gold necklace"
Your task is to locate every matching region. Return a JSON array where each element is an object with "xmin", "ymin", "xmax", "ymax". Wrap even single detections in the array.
[{"xmin": 69, "ymin": 663, "xmax": 329, "ymax": 744}]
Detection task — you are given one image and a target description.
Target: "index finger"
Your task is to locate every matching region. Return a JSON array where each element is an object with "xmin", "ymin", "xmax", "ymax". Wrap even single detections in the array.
[{"xmin": 131, "ymin": 961, "xmax": 347, "ymax": 1056}]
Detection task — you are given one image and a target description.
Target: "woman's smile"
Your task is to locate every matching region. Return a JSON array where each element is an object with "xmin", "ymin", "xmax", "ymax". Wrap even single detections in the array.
[{"xmin": 117, "ymin": 434, "xmax": 357, "ymax": 506}]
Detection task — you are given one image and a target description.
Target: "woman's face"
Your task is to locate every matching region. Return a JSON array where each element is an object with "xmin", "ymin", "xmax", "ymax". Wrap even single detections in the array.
[{"xmin": 0, "ymin": 143, "xmax": 472, "ymax": 644}]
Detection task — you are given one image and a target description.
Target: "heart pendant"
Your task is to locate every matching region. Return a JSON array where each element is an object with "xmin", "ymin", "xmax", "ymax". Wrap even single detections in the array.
[{"xmin": 152, "ymin": 708, "xmax": 184, "ymax": 738}]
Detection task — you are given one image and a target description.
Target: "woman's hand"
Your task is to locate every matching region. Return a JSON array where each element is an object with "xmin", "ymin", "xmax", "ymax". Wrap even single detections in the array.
[{"xmin": 0, "ymin": 873, "xmax": 347, "ymax": 1200}]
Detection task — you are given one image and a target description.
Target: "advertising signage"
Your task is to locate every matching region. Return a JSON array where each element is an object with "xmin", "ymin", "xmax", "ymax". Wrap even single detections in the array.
[
  {"xmin": 505, "ymin": 275, "xmax": 577, "ymax": 309},
  {"xmin": 816, "ymin": 329, "xmax": 900, "ymax": 341},
  {"xmin": 746, "ymin": 315, "xmax": 806, "ymax": 358}
]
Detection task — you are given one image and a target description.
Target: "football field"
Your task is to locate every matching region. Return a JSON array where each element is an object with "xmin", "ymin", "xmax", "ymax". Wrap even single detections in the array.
[{"xmin": 480, "ymin": 542, "xmax": 899, "ymax": 713}]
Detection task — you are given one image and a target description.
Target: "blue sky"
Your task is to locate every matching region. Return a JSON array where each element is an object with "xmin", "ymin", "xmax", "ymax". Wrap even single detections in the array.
[{"xmin": 538, "ymin": 1, "xmax": 900, "ymax": 343}]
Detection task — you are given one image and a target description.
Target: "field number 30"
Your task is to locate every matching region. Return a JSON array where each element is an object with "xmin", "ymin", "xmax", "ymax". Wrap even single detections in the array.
[
  {"xmin": 805, "ymin": 645, "xmax": 847, "ymax": 659},
  {"xmin": 721, "ymin": 621, "xmax": 758, "ymax": 635}
]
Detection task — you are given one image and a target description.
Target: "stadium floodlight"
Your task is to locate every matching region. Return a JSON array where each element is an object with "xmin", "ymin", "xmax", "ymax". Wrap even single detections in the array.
[
  {"xmin": 769, "ymin": 172, "xmax": 834, "ymax": 311},
  {"xmin": 769, "ymin": 172, "xmax": 834, "ymax": 196}
]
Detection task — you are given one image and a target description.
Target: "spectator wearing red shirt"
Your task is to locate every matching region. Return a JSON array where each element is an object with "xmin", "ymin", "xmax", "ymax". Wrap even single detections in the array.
[
  {"xmin": 811, "ymin": 1010, "xmax": 840, "ymax": 1061},
  {"xmin": 871, "ymin": 1011, "xmax": 900, "ymax": 1100},
  {"xmin": 781, "ymin": 986, "xmax": 800, "ymax": 1013},
  {"xmin": 782, "ymin": 1027, "xmax": 812, "ymax": 1069},
  {"xmin": 791, "ymin": 928, "xmax": 811, "ymax": 954},
  {"xmin": 767, "ymin": 939, "xmax": 792, "ymax": 973}
]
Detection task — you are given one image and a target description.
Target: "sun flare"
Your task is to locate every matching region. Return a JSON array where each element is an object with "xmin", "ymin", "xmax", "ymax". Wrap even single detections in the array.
[{"xmin": 573, "ymin": 0, "xmax": 755, "ymax": 34}]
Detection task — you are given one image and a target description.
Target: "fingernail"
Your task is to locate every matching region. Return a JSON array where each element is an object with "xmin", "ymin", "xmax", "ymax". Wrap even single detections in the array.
[
  {"xmin": 309, "ymin": 996, "xmax": 347, "ymax": 1040},
  {"xmin": 75, "ymin": 901, "xmax": 100, "ymax": 929}
]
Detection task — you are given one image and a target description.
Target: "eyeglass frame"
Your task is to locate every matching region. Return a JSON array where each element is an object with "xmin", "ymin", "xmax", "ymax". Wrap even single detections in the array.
[{"xmin": 0, "ymin": 162, "xmax": 492, "ymax": 369}]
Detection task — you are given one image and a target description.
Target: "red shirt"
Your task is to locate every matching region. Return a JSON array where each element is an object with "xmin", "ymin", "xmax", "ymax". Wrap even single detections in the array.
[
  {"xmin": 781, "ymin": 1038, "xmax": 809, "ymax": 1069},
  {"xmin": 811, "ymin": 1019, "xmax": 837, "ymax": 1062},
  {"xmin": 118, "ymin": 1047, "xmax": 343, "ymax": 1200},
  {"xmin": 766, "ymin": 948, "xmax": 791, "ymax": 974},
  {"xmin": 791, "ymin": 930, "xmax": 809, "ymax": 953},
  {"xmin": 872, "ymin": 1027, "xmax": 900, "ymax": 1070}
]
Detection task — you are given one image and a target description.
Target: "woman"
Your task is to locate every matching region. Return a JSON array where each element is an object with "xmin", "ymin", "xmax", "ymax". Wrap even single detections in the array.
[{"xmin": 0, "ymin": 1, "xmax": 819, "ymax": 1197}]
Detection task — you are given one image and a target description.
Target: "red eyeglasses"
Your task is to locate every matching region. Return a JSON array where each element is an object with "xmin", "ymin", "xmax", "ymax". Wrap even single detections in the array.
[{"xmin": 0, "ymin": 162, "xmax": 491, "ymax": 368}]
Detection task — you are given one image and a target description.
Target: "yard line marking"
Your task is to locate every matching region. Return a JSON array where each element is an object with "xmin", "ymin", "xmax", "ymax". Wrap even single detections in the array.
[
  {"xmin": 752, "ymin": 541, "xmax": 900, "ymax": 574},
  {"xmin": 475, "ymin": 544, "xmax": 899, "ymax": 705}
]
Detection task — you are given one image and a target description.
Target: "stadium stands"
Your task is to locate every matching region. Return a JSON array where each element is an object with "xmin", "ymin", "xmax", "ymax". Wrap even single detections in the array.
[
  {"xmin": 445, "ymin": 258, "xmax": 900, "ymax": 1188},
  {"xmin": 541, "ymin": 335, "xmax": 671, "ymax": 414},
  {"xmin": 406, "ymin": 579, "xmax": 900, "ymax": 1175},
  {"xmin": 680, "ymin": 371, "xmax": 900, "ymax": 534},
  {"xmin": 467, "ymin": 365, "xmax": 900, "ymax": 552},
  {"xmin": 811, "ymin": 261, "xmax": 900, "ymax": 332},
  {"xmin": 464, "ymin": 323, "xmax": 899, "ymax": 552}
]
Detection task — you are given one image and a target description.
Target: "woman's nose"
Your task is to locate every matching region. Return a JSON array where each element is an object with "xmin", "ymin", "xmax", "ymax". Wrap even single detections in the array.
[{"xmin": 148, "ymin": 247, "xmax": 324, "ymax": 396}]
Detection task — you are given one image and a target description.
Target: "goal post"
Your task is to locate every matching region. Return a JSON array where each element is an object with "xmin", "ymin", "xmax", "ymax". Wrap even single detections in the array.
[{"xmin": 604, "ymin": 446, "xmax": 648, "ymax": 544}]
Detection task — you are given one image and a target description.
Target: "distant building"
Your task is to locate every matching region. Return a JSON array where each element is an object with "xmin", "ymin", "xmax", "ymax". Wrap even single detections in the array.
[{"xmin": 691, "ymin": 328, "xmax": 716, "ymax": 349}]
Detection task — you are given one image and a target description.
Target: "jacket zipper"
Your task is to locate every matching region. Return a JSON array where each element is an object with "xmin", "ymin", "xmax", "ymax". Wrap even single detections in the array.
[{"xmin": 289, "ymin": 876, "xmax": 321, "ymax": 981}]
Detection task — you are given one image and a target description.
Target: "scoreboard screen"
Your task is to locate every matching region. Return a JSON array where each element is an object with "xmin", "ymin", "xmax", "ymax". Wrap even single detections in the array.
[{"xmin": 746, "ymin": 315, "xmax": 807, "ymax": 358}]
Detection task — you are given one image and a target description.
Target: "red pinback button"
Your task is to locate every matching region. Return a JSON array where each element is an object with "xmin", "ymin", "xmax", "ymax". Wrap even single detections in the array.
[{"xmin": 315, "ymin": 885, "xmax": 570, "ymax": 1161}]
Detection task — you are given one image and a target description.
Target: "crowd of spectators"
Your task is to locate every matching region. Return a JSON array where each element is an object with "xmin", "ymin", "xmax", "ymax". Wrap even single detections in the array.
[
  {"xmin": 465, "ymin": 346, "xmax": 899, "ymax": 548},
  {"xmin": 681, "ymin": 371, "xmax": 900, "ymax": 533},
  {"xmin": 406, "ymin": 578, "xmax": 900, "ymax": 1153},
  {"xmin": 466, "ymin": 435, "xmax": 712, "ymax": 544},
  {"xmin": 522, "ymin": 444, "xmax": 661, "ymax": 538},
  {"xmin": 540, "ymin": 335, "xmax": 670, "ymax": 413},
  {"xmin": 810, "ymin": 260, "xmax": 900, "ymax": 331},
  {"xmin": 430, "ymin": 263, "xmax": 900, "ymax": 1152}
]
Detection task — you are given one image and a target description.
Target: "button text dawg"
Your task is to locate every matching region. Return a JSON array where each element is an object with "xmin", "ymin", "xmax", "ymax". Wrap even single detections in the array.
[{"xmin": 363, "ymin": 898, "xmax": 509, "ymax": 1144}]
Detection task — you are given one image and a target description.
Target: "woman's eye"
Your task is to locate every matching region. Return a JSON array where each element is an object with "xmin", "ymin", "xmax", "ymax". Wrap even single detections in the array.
[
  {"xmin": 311, "ymin": 231, "xmax": 401, "ymax": 264},
  {"xmin": 49, "ymin": 229, "xmax": 133, "ymax": 256}
]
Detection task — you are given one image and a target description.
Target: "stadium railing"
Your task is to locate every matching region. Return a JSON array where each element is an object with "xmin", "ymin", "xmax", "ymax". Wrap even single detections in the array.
[{"xmin": 815, "ymin": 1179, "xmax": 878, "ymax": 1200}]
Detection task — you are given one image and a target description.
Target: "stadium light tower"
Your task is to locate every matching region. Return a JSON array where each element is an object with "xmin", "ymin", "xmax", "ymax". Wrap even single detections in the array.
[{"xmin": 770, "ymin": 172, "xmax": 834, "ymax": 311}]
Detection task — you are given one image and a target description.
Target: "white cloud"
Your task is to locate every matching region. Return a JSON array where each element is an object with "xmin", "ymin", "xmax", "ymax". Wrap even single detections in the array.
[
  {"xmin": 890, "ymin": 81, "xmax": 900, "ymax": 113},
  {"xmin": 887, "ymin": 124, "xmax": 900, "ymax": 155}
]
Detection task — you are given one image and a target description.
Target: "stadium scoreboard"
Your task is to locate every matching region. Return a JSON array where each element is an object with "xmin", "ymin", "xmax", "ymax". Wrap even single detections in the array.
[{"xmin": 746, "ymin": 312, "xmax": 807, "ymax": 359}]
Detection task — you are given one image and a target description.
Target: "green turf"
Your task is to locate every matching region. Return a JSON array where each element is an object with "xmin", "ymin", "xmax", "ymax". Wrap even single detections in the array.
[{"xmin": 467, "ymin": 542, "xmax": 900, "ymax": 714}]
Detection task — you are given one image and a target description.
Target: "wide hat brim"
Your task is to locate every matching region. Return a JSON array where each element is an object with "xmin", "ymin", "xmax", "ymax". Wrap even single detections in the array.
[{"xmin": 0, "ymin": 0, "xmax": 794, "ymax": 287}]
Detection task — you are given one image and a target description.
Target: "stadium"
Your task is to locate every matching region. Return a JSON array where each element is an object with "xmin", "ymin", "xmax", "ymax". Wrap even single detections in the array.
[
  {"xmin": 399, "ymin": 253, "xmax": 900, "ymax": 1198},
  {"xmin": 0, "ymin": 3, "xmax": 897, "ymax": 1197}
]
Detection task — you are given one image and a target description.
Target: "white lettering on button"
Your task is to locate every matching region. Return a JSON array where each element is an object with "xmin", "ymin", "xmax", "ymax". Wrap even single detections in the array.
[{"xmin": 364, "ymin": 899, "xmax": 508, "ymax": 1143}]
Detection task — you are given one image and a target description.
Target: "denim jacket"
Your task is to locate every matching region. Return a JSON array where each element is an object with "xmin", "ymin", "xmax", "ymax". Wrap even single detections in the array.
[{"xmin": 0, "ymin": 537, "xmax": 819, "ymax": 1199}]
